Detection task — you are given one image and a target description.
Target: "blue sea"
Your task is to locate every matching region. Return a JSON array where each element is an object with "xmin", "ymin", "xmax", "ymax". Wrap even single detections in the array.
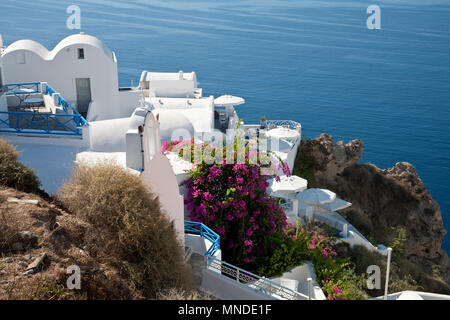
[{"xmin": 1, "ymin": 0, "xmax": 449, "ymax": 252}]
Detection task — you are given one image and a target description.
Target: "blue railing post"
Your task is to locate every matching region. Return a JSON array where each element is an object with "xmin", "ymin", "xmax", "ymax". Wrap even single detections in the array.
[{"xmin": 184, "ymin": 221, "xmax": 220, "ymax": 258}]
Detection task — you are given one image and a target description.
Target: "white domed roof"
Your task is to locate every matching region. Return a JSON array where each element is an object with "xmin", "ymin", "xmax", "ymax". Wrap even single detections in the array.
[
  {"xmin": 53, "ymin": 33, "xmax": 113, "ymax": 60},
  {"xmin": 156, "ymin": 109, "xmax": 194, "ymax": 142},
  {"xmin": 2, "ymin": 33, "xmax": 114, "ymax": 61},
  {"xmin": 2, "ymin": 39, "xmax": 50, "ymax": 58}
]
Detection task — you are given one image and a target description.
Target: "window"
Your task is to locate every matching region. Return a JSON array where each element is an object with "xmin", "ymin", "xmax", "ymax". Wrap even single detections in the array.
[{"xmin": 77, "ymin": 48, "xmax": 85, "ymax": 60}]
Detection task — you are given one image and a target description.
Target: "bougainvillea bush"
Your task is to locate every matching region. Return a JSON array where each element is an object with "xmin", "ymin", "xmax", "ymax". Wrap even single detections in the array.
[{"xmin": 166, "ymin": 137, "xmax": 290, "ymax": 270}]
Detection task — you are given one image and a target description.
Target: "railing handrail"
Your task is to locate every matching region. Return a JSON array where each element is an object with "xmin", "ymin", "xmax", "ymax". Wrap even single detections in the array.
[
  {"xmin": 1, "ymin": 110, "xmax": 78, "ymax": 116},
  {"xmin": 265, "ymin": 120, "xmax": 302, "ymax": 131},
  {"xmin": 4, "ymin": 82, "xmax": 40, "ymax": 86},
  {"xmin": 0, "ymin": 111, "xmax": 82, "ymax": 136},
  {"xmin": 3, "ymin": 82, "xmax": 40, "ymax": 95},
  {"xmin": 44, "ymin": 83, "xmax": 88, "ymax": 127},
  {"xmin": 184, "ymin": 220, "xmax": 220, "ymax": 257},
  {"xmin": 206, "ymin": 256, "xmax": 309, "ymax": 300}
]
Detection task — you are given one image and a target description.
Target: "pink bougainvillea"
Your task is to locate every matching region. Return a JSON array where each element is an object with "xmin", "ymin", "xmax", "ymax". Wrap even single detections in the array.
[
  {"xmin": 170, "ymin": 138, "xmax": 289, "ymax": 267},
  {"xmin": 185, "ymin": 160, "xmax": 288, "ymax": 266}
]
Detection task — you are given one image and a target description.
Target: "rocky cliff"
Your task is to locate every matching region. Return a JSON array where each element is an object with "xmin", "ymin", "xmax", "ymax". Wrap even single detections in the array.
[{"xmin": 293, "ymin": 133, "xmax": 450, "ymax": 285}]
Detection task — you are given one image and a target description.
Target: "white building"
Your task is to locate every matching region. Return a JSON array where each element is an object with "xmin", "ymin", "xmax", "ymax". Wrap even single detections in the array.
[
  {"xmin": 148, "ymin": 96, "xmax": 215, "ymax": 142},
  {"xmin": 140, "ymin": 70, "xmax": 201, "ymax": 98},
  {"xmin": 1, "ymin": 33, "xmax": 141, "ymax": 121}
]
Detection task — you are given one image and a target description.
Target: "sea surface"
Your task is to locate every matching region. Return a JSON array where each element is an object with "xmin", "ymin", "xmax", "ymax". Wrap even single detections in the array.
[{"xmin": 1, "ymin": 0, "xmax": 449, "ymax": 252}]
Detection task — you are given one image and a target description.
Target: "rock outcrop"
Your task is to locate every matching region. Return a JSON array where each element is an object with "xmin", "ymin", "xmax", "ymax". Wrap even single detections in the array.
[{"xmin": 294, "ymin": 133, "xmax": 450, "ymax": 284}]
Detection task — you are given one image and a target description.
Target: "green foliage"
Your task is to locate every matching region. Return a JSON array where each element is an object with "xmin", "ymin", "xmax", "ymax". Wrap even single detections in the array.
[
  {"xmin": 254, "ymin": 236, "xmax": 306, "ymax": 277},
  {"xmin": 255, "ymin": 222, "xmax": 366, "ymax": 300},
  {"xmin": 337, "ymin": 268, "xmax": 370, "ymax": 300},
  {"xmin": 432, "ymin": 265, "xmax": 443, "ymax": 281},
  {"xmin": 389, "ymin": 274, "xmax": 422, "ymax": 293},
  {"xmin": 390, "ymin": 227, "xmax": 407, "ymax": 254},
  {"xmin": 7, "ymin": 279, "xmax": 73, "ymax": 300}
]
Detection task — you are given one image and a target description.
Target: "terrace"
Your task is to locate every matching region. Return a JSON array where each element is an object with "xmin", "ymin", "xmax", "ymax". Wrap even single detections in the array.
[{"xmin": 0, "ymin": 82, "xmax": 88, "ymax": 137}]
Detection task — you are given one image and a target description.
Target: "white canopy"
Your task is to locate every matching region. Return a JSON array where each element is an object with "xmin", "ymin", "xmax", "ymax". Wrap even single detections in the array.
[
  {"xmin": 396, "ymin": 292, "xmax": 424, "ymax": 300},
  {"xmin": 268, "ymin": 175, "xmax": 308, "ymax": 195},
  {"xmin": 297, "ymin": 188, "xmax": 336, "ymax": 206},
  {"xmin": 265, "ymin": 127, "xmax": 300, "ymax": 140},
  {"xmin": 214, "ymin": 95, "xmax": 245, "ymax": 107},
  {"xmin": 321, "ymin": 197, "xmax": 352, "ymax": 212}
]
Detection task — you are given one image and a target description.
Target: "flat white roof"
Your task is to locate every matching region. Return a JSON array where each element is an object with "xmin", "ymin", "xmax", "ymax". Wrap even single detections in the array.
[
  {"xmin": 148, "ymin": 97, "xmax": 211, "ymax": 109},
  {"xmin": 140, "ymin": 71, "xmax": 196, "ymax": 81}
]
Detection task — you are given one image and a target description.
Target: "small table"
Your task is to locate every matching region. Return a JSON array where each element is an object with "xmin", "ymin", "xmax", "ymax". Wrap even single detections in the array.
[
  {"xmin": 23, "ymin": 97, "xmax": 44, "ymax": 112},
  {"xmin": 24, "ymin": 97, "xmax": 44, "ymax": 104}
]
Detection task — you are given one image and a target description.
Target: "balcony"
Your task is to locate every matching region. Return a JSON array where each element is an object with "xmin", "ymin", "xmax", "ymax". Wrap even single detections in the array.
[{"xmin": 0, "ymin": 82, "xmax": 88, "ymax": 137}]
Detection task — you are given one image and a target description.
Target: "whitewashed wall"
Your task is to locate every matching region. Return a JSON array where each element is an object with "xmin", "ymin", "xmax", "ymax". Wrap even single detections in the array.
[
  {"xmin": 139, "ymin": 111, "xmax": 185, "ymax": 246},
  {"xmin": 1, "ymin": 134, "xmax": 90, "ymax": 193},
  {"xmin": 118, "ymin": 89, "xmax": 142, "ymax": 118},
  {"xmin": 140, "ymin": 70, "xmax": 198, "ymax": 98},
  {"xmin": 270, "ymin": 262, "xmax": 326, "ymax": 300}
]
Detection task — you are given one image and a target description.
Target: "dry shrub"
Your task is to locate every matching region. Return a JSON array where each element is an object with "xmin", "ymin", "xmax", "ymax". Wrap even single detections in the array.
[
  {"xmin": 0, "ymin": 139, "xmax": 40, "ymax": 193},
  {"xmin": 59, "ymin": 162, "xmax": 193, "ymax": 298},
  {"xmin": 156, "ymin": 288, "xmax": 213, "ymax": 300},
  {"xmin": 0, "ymin": 204, "xmax": 19, "ymax": 254}
]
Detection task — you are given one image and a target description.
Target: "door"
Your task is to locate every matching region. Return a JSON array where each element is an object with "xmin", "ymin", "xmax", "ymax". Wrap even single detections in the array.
[{"xmin": 75, "ymin": 78, "xmax": 91, "ymax": 117}]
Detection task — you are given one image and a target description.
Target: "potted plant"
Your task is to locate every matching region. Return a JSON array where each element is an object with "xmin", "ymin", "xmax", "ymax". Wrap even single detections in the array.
[{"xmin": 260, "ymin": 116, "xmax": 267, "ymax": 129}]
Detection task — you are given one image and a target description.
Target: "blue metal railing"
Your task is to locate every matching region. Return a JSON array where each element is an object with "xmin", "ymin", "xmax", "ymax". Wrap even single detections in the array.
[
  {"xmin": 4, "ymin": 82, "xmax": 40, "ymax": 96},
  {"xmin": 0, "ymin": 82, "xmax": 88, "ymax": 136},
  {"xmin": 45, "ymin": 83, "xmax": 56, "ymax": 97},
  {"xmin": 0, "ymin": 111, "xmax": 82, "ymax": 136},
  {"xmin": 45, "ymin": 83, "xmax": 88, "ymax": 127},
  {"xmin": 184, "ymin": 221, "xmax": 220, "ymax": 257}
]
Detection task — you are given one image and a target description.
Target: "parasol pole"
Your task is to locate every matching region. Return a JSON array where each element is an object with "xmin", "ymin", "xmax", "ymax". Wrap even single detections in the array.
[{"xmin": 384, "ymin": 247, "xmax": 393, "ymax": 300}]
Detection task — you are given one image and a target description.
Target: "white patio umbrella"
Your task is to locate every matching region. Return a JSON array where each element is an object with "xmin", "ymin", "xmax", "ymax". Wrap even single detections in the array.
[
  {"xmin": 296, "ymin": 188, "xmax": 336, "ymax": 222},
  {"xmin": 297, "ymin": 188, "xmax": 336, "ymax": 206},
  {"xmin": 214, "ymin": 95, "xmax": 245, "ymax": 107},
  {"xmin": 268, "ymin": 175, "xmax": 307, "ymax": 218},
  {"xmin": 265, "ymin": 127, "xmax": 300, "ymax": 140},
  {"xmin": 214, "ymin": 95, "xmax": 245, "ymax": 117},
  {"xmin": 268, "ymin": 175, "xmax": 308, "ymax": 195}
]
